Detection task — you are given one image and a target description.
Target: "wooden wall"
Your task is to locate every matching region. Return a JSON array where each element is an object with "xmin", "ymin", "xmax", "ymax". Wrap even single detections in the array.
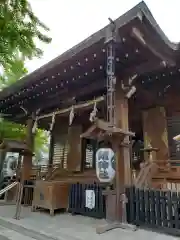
[
  {"xmin": 52, "ymin": 118, "xmax": 82, "ymax": 171},
  {"xmin": 142, "ymin": 106, "xmax": 169, "ymax": 161},
  {"xmin": 52, "ymin": 120, "xmax": 68, "ymax": 168}
]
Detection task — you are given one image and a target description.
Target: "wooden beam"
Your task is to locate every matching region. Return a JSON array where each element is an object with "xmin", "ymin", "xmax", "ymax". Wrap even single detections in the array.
[
  {"xmin": 40, "ymin": 60, "xmax": 164, "ymax": 113},
  {"xmin": 131, "ymin": 27, "xmax": 175, "ymax": 66},
  {"xmin": 38, "ymin": 96, "xmax": 105, "ymax": 120},
  {"xmin": 122, "ymin": 60, "xmax": 166, "ymax": 80}
]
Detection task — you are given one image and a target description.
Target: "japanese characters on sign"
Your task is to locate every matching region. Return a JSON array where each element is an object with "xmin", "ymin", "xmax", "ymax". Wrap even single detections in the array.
[
  {"xmin": 85, "ymin": 190, "xmax": 95, "ymax": 209},
  {"xmin": 96, "ymin": 148, "xmax": 115, "ymax": 182}
]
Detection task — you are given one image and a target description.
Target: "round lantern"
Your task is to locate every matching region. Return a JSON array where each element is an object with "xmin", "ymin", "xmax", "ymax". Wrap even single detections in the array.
[{"xmin": 96, "ymin": 148, "xmax": 115, "ymax": 183}]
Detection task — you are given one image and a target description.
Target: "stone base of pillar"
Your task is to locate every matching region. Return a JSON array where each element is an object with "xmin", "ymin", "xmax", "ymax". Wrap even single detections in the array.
[{"xmin": 96, "ymin": 222, "xmax": 137, "ymax": 234}]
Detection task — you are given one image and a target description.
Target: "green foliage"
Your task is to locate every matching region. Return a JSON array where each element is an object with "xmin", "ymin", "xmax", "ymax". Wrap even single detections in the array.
[
  {"xmin": 0, "ymin": 118, "xmax": 49, "ymax": 163},
  {"xmin": 0, "ymin": 0, "xmax": 51, "ymax": 73},
  {"xmin": 0, "ymin": 119, "xmax": 25, "ymax": 140},
  {"xmin": 0, "ymin": 0, "xmax": 51, "ymax": 163},
  {"xmin": 0, "ymin": 58, "xmax": 28, "ymax": 86}
]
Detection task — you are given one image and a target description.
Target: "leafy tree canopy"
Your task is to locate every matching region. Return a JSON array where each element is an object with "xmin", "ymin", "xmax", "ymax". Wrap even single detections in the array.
[
  {"xmin": 0, "ymin": 0, "xmax": 51, "ymax": 74},
  {"xmin": 0, "ymin": 0, "xmax": 51, "ymax": 163}
]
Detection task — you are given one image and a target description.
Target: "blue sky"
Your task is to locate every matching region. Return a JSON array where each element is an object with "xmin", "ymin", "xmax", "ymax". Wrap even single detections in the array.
[{"xmin": 26, "ymin": 0, "xmax": 180, "ymax": 72}]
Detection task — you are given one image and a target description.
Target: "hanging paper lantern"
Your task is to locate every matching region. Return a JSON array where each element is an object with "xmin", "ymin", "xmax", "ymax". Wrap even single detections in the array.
[{"xmin": 96, "ymin": 148, "xmax": 115, "ymax": 183}]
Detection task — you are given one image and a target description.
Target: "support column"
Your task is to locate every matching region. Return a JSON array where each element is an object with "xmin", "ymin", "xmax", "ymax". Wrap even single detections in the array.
[
  {"xmin": 142, "ymin": 106, "xmax": 169, "ymax": 161},
  {"xmin": 67, "ymin": 125, "xmax": 82, "ymax": 171},
  {"xmin": 22, "ymin": 119, "xmax": 34, "ymax": 181},
  {"xmin": 115, "ymin": 85, "xmax": 131, "ymax": 186},
  {"xmin": 48, "ymin": 133, "xmax": 54, "ymax": 165}
]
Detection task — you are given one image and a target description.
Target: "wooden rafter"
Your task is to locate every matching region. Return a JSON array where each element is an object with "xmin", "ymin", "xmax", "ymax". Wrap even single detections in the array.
[
  {"xmin": 131, "ymin": 27, "xmax": 175, "ymax": 66},
  {"xmin": 0, "ymin": 1, "xmax": 178, "ymax": 104},
  {"xmin": 38, "ymin": 79, "xmax": 105, "ymax": 111}
]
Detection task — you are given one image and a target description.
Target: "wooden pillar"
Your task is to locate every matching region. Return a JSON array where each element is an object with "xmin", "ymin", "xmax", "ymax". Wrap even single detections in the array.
[
  {"xmin": 22, "ymin": 119, "xmax": 34, "ymax": 181},
  {"xmin": 48, "ymin": 133, "xmax": 54, "ymax": 165},
  {"xmin": 67, "ymin": 125, "xmax": 82, "ymax": 171},
  {"xmin": 115, "ymin": 85, "xmax": 131, "ymax": 186},
  {"xmin": 142, "ymin": 106, "xmax": 169, "ymax": 162},
  {"xmin": 0, "ymin": 149, "xmax": 6, "ymax": 183}
]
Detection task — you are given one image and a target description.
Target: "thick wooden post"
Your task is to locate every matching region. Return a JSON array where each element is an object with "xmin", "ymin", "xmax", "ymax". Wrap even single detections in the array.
[
  {"xmin": 67, "ymin": 125, "xmax": 82, "ymax": 171},
  {"xmin": 0, "ymin": 149, "xmax": 6, "ymax": 184},
  {"xmin": 142, "ymin": 106, "xmax": 169, "ymax": 162},
  {"xmin": 48, "ymin": 133, "xmax": 54, "ymax": 166},
  {"xmin": 22, "ymin": 119, "xmax": 34, "ymax": 181},
  {"xmin": 115, "ymin": 86, "xmax": 131, "ymax": 186}
]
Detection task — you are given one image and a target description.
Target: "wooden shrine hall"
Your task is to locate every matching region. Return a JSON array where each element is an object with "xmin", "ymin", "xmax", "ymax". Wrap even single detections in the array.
[{"xmin": 0, "ymin": 1, "xmax": 180, "ymax": 218}]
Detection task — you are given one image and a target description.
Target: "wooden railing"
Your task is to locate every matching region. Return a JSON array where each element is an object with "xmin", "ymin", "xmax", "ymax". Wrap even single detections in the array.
[
  {"xmin": 30, "ymin": 164, "xmax": 61, "ymax": 180},
  {"xmin": 132, "ymin": 159, "xmax": 180, "ymax": 190},
  {"xmin": 151, "ymin": 160, "xmax": 180, "ymax": 190},
  {"xmin": 126, "ymin": 186, "xmax": 180, "ymax": 234},
  {"xmin": 133, "ymin": 162, "xmax": 158, "ymax": 188}
]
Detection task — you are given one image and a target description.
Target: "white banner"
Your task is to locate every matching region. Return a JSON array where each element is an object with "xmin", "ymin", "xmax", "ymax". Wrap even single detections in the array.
[{"xmin": 85, "ymin": 190, "xmax": 95, "ymax": 209}]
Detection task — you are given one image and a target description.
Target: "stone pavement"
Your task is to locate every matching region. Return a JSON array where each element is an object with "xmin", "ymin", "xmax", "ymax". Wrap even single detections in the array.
[
  {"xmin": 0, "ymin": 225, "xmax": 34, "ymax": 240},
  {"xmin": 0, "ymin": 205, "xmax": 178, "ymax": 240}
]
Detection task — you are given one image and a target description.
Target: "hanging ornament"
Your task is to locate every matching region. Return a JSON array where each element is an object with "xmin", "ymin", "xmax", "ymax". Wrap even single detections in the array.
[
  {"xmin": 36, "ymin": 108, "xmax": 41, "ymax": 116},
  {"xmin": 20, "ymin": 106, "xmax": 28, "ymax": 115},
  {"xmin": 50, "ymin": 112, "xmax": 56, "ymax": 132},
  {"xmin": 89, "ymin": 101, "xmax": 98, "ymax": 122},
  {"xmin": 32, "ymin": 109, "xmax": 41, "ymax": 134},
  {"xmin": 32, "ymin": 119, "xmax": 38, "ymax": 134},
  {"xmin": 69, "ymin": 105, "xmax": 74, "ymax": 125}
]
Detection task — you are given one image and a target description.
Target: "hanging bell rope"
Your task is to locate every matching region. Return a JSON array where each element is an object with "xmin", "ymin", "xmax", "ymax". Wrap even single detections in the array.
[
  {"xmin": 50, "ymin": 112, "xmax": 56, "ymax": 132},
  {"xmin": 89, "ymin": 101, "xmax": 98, "ymax": 122},
  {"xmin": 69, "ymin": 105, "xmax": 75, "ymax": 125}
]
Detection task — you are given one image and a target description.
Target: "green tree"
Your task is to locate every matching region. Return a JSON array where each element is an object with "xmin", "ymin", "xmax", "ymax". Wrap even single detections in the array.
[
  {"xmin": 0, "ymin": 118, "xmax": 49, "ymax": 168},
  {"xmin": 0, "ymin": 0, "xmax": 51, "ymax": 73},
  {"xmin": 0, "ymin": 58, "xmax": 28, "ymax": 86},
  {"xmin": 0, "ymin": 61, "xmax": 49, "ymax": 163},
  {"xmin": 0, "ymin": 0, "xmax": 51, "ymax": 163}
]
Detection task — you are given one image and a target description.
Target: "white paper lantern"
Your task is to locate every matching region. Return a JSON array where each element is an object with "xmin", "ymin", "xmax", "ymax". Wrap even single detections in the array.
[{"xmin": 96, "ymin": 148, "xmax": 115, "ymax": 183}]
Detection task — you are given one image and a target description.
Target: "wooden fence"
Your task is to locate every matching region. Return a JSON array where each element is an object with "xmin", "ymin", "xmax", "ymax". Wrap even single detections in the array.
[
  {"xmin": 68, "ymin": 183, "xmax": 106, "ymax": 219},
  {"xmin": 22, "ymin": 183, "xmax": 34, "ymax": 206},
  {"xmin": 126, "ymin": 186, "xmax": 180, "ymax": 234}
]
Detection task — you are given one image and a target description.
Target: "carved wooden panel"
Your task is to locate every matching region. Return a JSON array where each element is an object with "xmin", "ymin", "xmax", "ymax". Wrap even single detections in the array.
[
  {"xmin": 142, "ymin": 106, "xmax": 169, "ymax": 161},
  {"xmin": 52, "ymin": 121, "xmax": 68, "ymax": 167},
  {"xmin": 52, "ymin": 135, "xmax": 68, "ymax": 166}
]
